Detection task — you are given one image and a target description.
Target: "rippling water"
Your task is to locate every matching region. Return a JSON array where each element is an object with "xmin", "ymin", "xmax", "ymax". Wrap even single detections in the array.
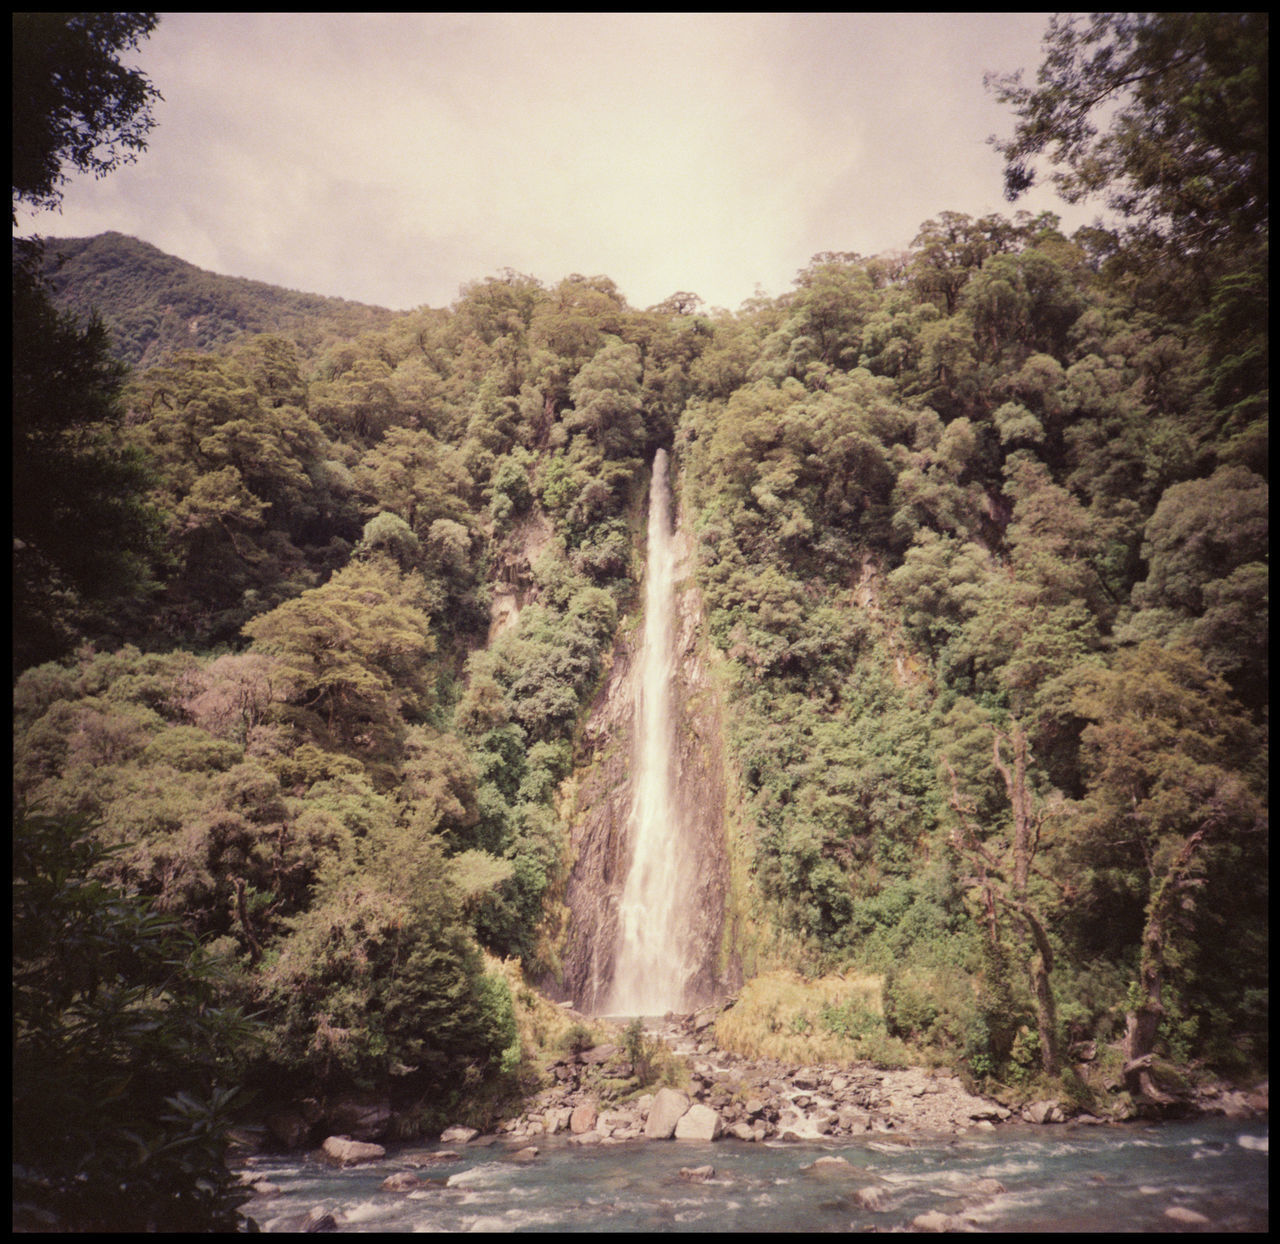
[{"xmin": 240, "ymin": 1117, "xmax": 1267, "ymax": 1232}]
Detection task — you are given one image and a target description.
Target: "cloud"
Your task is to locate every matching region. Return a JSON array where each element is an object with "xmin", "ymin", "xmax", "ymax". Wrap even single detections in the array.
[{"xmin": 16, "ymin": 12, "xmax": 1108, "ymax": 313}]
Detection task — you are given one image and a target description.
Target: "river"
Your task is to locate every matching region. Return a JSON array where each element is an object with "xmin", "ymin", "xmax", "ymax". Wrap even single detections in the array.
[{"xmin": 238, "ymin": 1116, "xmax": 1267, "ymax": 1232}]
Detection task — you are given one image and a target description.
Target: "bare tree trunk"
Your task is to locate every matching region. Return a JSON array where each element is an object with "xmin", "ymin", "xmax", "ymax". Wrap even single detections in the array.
[
  {"xmin": 1122, "ymin": 828, "xmax": 1207, "ymax": 1099},
  {"xmin": 994, "ymin": 724, "xmax": 1058, "ymax": 1076},
  {"xmin": 1011, "ymin": 900, "xmax": 1059, "ymax": 1077}
]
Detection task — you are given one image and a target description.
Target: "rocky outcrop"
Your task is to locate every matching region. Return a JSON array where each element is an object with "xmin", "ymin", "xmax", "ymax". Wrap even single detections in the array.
[
  {"xmin": 554, "ymin": 479, "xmax": 734, "ymax": 1014},
  {"xmin": 487, "ymin": 510, "xmax": 553, "ymax": 643},
  {"xmin": 482, "ymin": 1013, "xmax": 1013, "ymax": 1146},
  {"xmin": 263, "ymin": 1091, "xmax": 392, "ymax": 1150},
  {"xmin": 556, "ymin": 634, "xmax": 634, "ymax": 1013},
  {"xmin": 321, "ymin": 1135, "xmax": 386, "ymax": 1165}
]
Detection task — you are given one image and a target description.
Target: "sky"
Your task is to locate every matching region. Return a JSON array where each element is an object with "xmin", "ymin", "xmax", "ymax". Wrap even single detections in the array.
[{"xmin": 16, "ymin": 12, "xmax": 1111, "ymax": 314}]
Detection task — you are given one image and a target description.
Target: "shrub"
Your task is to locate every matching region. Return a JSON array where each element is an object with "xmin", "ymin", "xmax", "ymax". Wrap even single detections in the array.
[{"xmin": 13, "ymin": 811, "xmax": 258, "ymax": 1232}]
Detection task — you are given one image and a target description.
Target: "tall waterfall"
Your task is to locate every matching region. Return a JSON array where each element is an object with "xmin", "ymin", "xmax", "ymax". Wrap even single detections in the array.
[{"xmin": 607, "ymin": 448, "xmax": 694, "ymax": 1014}]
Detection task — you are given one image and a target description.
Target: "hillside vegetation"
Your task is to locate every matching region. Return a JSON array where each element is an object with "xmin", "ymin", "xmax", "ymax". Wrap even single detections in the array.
[
  {"xmin": 13, "ymin": 14, "xmax": 1267, "ymax": 1202},
  {"xmin": 27, "ymin": 231, "xmax": 397, "ymax": 368}
]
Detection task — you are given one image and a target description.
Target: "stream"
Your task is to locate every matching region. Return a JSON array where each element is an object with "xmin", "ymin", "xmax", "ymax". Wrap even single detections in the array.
[{"xmin": 238, "ymin": 1116, "xmax": 1267, "ymax": 1232}]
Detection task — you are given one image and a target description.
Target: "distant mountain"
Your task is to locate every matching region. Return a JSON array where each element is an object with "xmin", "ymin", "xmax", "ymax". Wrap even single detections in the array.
[{"xmin": 23, "ymin": 232, "xmax": 400, "ymax": 369}]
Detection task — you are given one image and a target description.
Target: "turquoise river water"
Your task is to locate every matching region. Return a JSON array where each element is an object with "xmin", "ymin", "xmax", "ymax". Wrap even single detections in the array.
[{"xmin": 238, "ymin": 1116, "xmax": 1266, "ymax": 1232}]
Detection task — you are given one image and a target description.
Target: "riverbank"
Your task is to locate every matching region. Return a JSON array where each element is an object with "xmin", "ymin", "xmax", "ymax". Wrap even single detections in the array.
[
  {"xmin": 491, "ymin": 1011, "xmax": 1012, "ymax": 1144},
  {"xmin": 234, "ymin": 1007, "xmax": 1268, "ymax": 1231},
  {"xmin": 246, "ymin": 999, "xmax": 1267, "ymax": 1164},
  {"xmin": 478, "ymin": 1009, "xmax": 1267, "ymax": 1149}
]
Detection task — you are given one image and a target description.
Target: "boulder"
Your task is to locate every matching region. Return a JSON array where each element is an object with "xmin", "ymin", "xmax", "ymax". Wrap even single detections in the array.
[
  {"xmin": 509, "ymin": 1146, "xmax": 540, "ymax": 1162},
  {"xmin": 1023, "ymin": 1100, "xmax": 1063, "ymax": 1124},
  {"xmin": 853, "ymin": 1185, "xmax": 892, "ymax": 1212},
  {"xmin": 579, "ymin": 1043, "xmax": 618, "ymax": 1065},
  {"xmin": 968, "ymin": 1102, "xmax": 1012, "ymax": 1121},
  {"xmin": 599, "ymin": 1108, "xmax": 639, "ymax": 1134},
  {"xmin": 321, "ymin": 1135, "xmax": 386, "ymax": 1165},
  {"xmin": 837, "ymin": 1107, "xmax": 872, "ymax": 1132},
  {"xmin": 729, "ymin": 1122, "xmax": 757, "ymax": 1141},
  {"xmin": 645, "ymin": 1087, "xmax": 691, "ymax": 1139},
  {"xmin": 380, "ymin": 1172, "xmax": 421, "ymax": 1192},
  {"xmin": 679, "ymin": 1164, "xmax": 716, "ymax": 1181},
  {"xmin": 570, "ymin": 1102, "xmax": 598, "ymax": 1134},
  {"xmin": 963, "ymin": 1177, "xmax": 1006, "ymax": 1197},
  {"xmin": 692, "ymin": 1007, "xmax": 719, "ymax": 1032},
  {"xmin": 1164, "ymin": 1206, "xmax": 1210, "ymax": 1226},
  {"xmin": 325, "ymin": 1095, "xmax": 390, "ymax": 1142},
  {"xmin": 804, "ymin": 1154, "xmax": 855, "ymax": 1175},
  {"xmin": 439, "ymin": 1125, "xmax": 479, "ymax": 1144},
  {"xmin": 301, "ymin": 1207, "xmax": 339, "ymax": 1232},
  {"xmin": 401, "ymin": 1149, "xmax": 461, "ymax": 1167},
  {"xmin": 545, "ymin": 1106, "xmax": 573, "ymax": 1135},
  {"xmin": 674, "ymin": 1103, "xmax": 723, "ymax": 1141},
  {"xmin": 266, "ymin": 1110, "xmax": 312, "ymax": 1150},
  {"xmin": 912, "ymin": 1210, "xmax": 958, "ymax": 1232}
]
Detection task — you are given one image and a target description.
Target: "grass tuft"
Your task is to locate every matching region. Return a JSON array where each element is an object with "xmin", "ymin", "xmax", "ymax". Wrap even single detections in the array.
[{"xmin": 714, "ymin": 969, "xmax": 916, "ymax": 1067}]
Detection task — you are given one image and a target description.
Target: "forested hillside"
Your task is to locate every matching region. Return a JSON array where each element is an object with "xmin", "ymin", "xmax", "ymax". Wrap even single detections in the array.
[
  {"xmin": 26, "ymin": 231, "xmax": 398, "ymax": 367},
  {"xmin": 13, "ymin": 10, "xmax": 1267, "ymax": 1230}
]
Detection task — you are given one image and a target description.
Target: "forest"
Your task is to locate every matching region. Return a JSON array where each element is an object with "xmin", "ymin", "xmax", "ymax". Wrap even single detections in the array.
[{"xmin": 12, "ymin": 11, "xmax": 1267, "ymax": 1233}]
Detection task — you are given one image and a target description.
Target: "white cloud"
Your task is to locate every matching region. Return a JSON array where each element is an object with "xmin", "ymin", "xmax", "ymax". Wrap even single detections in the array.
[{"xmin": 16, "ymin": 12, "xmax": 1111, "ymax": 313}]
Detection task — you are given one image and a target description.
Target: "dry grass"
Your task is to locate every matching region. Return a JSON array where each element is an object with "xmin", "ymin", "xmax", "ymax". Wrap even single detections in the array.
[
  {"xmin": 482, "ymin": 953, "xmax": 610, "ymax": 1067},
  {"xmin": 714, "ymin": 968, "xmax": 915, "ymax": 1067}
]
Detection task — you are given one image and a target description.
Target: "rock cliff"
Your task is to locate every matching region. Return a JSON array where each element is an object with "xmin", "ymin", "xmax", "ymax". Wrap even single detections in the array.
[{"xmin": 553, "ymin": 490, "xmax": 735, "ymax": 1013}]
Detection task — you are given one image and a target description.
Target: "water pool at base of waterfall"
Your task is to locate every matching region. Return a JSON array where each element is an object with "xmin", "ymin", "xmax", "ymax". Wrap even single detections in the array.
[{"xmin": 239, "ymin": 1117, "xmax": 1267, "ymax": 1232}]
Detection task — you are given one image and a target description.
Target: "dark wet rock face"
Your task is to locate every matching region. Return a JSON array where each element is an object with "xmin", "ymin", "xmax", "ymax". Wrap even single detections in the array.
[{"xmin": 554, "ymin": 484, "xmax": 732, "ymax": 1016}]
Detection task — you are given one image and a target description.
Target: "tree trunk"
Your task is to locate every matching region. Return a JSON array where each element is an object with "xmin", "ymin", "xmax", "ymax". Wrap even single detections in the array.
[
  {"xmin": 994, "ymin": 724, "xmax": 1058, "ymax": 1076},
  {"xmin": 1122, "ymin": 829, "xmax": 1207, "ymax": 1098},
  {"xmin": 1015, "ymin": 904, "xmax": 1059, "ymax": 1076}
]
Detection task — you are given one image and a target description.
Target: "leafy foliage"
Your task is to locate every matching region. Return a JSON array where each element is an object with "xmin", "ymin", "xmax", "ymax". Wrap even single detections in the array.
[
  {"xmin": 27, "ymin": 232, "xmax": 397, "ymax": 367},
  {"xmin": 11, "ymin": 13, "xmax": 1266, "ymax": 1142},
  {"xmin": 986, "ymin": 14, "xmax": 1267, "ymax": 260},
  {"xmin": 13, "ymin": 810, "xmax": 258, "ymax": 1232},
  {"xmin": 12, "ymin": 13, "xmax": 161, "ymax": 219}
]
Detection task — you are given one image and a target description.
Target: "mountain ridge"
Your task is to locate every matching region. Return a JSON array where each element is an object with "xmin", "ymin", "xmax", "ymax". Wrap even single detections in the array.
[{"xmin": 21, "ymin": 230, "xmax": 400, "ymax": 368}]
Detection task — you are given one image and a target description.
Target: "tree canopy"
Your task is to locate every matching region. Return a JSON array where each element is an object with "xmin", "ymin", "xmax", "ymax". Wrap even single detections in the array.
[
  {"xmin": 986, "ymin": 12, "xmax": 1268, "ymax": 261},
  {"xmin": 12, "ymin": 12, "xmax": 162, "ymax": 220}
]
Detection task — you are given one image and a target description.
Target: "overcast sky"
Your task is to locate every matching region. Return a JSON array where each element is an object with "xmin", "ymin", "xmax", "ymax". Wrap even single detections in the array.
[{"xmin": 16, "ymin": 12, "xmax": 1109, "ymax": 314}]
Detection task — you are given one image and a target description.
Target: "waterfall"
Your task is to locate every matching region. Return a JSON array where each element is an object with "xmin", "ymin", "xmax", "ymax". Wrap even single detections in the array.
[{"xmin": 607, "ymin": 448, "xmax": 694, "ymax": 1015}]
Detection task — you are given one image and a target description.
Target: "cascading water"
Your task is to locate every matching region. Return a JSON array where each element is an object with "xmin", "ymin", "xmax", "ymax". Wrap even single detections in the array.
[{"xmin": 607, "ymin": 448, "xmax": 694, "ymax": 1015}]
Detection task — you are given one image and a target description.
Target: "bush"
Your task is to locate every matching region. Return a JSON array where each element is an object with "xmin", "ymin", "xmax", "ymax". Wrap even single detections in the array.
[{"xmin": 12, "ymin": 811, "xmax": 258, "ymax": 1232}]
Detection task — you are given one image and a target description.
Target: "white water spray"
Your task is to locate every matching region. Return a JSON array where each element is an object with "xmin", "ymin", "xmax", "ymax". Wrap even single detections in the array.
[{"xmin": 608, "ymin": 448, "xmax": 693, "ymax": 1015}]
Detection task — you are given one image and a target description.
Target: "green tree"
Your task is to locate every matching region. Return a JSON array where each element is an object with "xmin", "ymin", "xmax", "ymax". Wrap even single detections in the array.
[
  {"xmin": 987, "ymin": 13, "xmax": 1267, "ymax": 265},
  {"xmin": 260, "ymin": 826, "xmax": 517, "ymax": 1117},
  {"xmin": 1071, "ymin": 643, "xmax": 1267, "ymax": 1091},
  {"xmin": 243, "ymin": 559, "xmax": 436, "ymax": 756},
  {"xmin": 1123, "ymin": 465, "xmax": 1268, "ymax": 702},
  {"xmin": 13, "ymin": 810, "xmax": 257, "ymax": 1232},
  {"xmin": 12, "ymin": 12, "xmax": 161, "ymax": 220},
  {"xmin": 565, "ymin": 336, "xmax": 647, "ymax": 459},
  {"xmin": 12, "ymin": 263, "xmax": 164, "ymax": 670},
  {"xmin": 12, "ymin": 15, "xmax": 170, "ymax": 665}
]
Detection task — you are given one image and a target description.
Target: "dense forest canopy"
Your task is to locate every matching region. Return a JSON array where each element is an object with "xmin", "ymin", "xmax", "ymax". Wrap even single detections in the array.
[
  {"xmin": 22, "ymin": 231, "xmax": 399, "ymax": 368},
  {"xmin": 13, "ymin": 10, "xmax": 1267, "ymax": 1232}
]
